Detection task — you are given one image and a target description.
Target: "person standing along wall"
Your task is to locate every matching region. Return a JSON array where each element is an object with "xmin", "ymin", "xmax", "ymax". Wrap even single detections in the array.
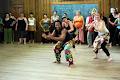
[
  {"xmin": 40, "ymin": 14, "xmax": 50, "ymax": 43},
  {"xmin": 85, "ymin": 11, "xmax": 95, "ymax": 47},
  {"xmin": 16, "ymin": 13, "xmax": 28, "ymax": 44},
  {"xmin": 113, "ymin": 13, "xmax": 120, "ymax": 46},
  {"xmin": 0, "ymin": 17, "xmax": 3, "ymax": 43},
  {"xmin": 50, "ymin": 11, "xmax": 59, "ymax": 33},
  {"xmin": 3, "ymin": 13, "xmax": 14, "ymax": 44},
  {"xmin": 9, "ymin": 12, "xmax": 16, "ymax": 42},
  {"xmin": 28, "ymin": 12, "xmax": 36, "ymax": 44},
  {"xmin": 73, "ymin": 11, "xmax": 84, "ymax": 44},
  {"xmin": 108, "ymin": 8, "xmax": 117, "ymax": 47}
]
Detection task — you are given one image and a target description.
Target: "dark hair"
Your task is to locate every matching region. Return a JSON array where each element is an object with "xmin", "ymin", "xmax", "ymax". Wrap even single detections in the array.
[
  {"xmin": 29, "ymin": 12, "xmax": 33, "ymax": 15},
  {"xmin": 54, "ymin": 20, "xmax": 62, "ymax": 27},
  {"xmin": 64, "ymin": 13, "xmax": 67, "ymax": 15},
  {"xmin": 20, "ymin": 13, "xmax": 24, "ymax": 15},
  {"xmin": 62, "ymin": 17, "xmax": 67, "ymax": 20},
  {"xmin": 53, "ymin": 11, "xmax": 57, "ymax": 13},
  {"xmin": 5, "ymin": 13, "xmax": 9, "ymax": 15},
  {"xmin": 62, "ymin": 17, "xmax": 71, "ymax": 21},
  {"xmin": 115, "ymin": 8, "xmax": 119, "ymax": 14},
  {"xmin": 54, "ymin": 20, "xmax": 61, "ymax": 24},
  {"xmin": 54, "ymin": 20, "xmax": 62, "ymax": 30},
  {"xmin": 43, "ymin": 13, "xmax": 47, "ymax": 16},
  {"xmin": 4, "ymin": 13, "xmax": 10, "ymax": 18}
]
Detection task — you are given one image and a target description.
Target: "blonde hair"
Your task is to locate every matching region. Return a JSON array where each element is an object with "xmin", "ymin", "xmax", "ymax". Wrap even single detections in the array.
[{"xmin": 76, "ymin": 10, "xmax": 81, "ymax": 14}]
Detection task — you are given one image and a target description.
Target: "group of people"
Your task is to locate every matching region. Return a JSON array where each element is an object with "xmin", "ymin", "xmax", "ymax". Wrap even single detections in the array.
[
  {"xmin": 0, "ymin": 7, "xmax": 120, "ymax": 67},
  {"xmin": 41, "ymin": 8, "xmax": 120, "ymax": 67},
  {"xmin": 0, "ymin": 12, "xmax": 36, "ymax": 44},
  {"xmin": 86, "ymin": 8, "xmax": 120, "ymax": 48},
  {"xmin": 41, "ymin": 8, "xmax": 120, "ymax": 48},
  {"xmin": 40, "ymin": 11, "xmax": 84, "ymax": 44}
]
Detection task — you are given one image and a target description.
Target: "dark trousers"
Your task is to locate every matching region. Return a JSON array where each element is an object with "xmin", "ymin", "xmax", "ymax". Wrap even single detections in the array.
[
  {"xmin": 113, "ymin": 28, "xmax": 120, "ymax": 45},
  {"xmin": 28, "ymin": 31, "xmax": 35, "ymax": 40},
  {"xmin": 54, "ymin": 41, "xmax": 73, "ymax": 66},
  {"xmin": 0, "ymin": 32, "xmax": 3, "ymax": 43},
  {"xmin": 95, "ymin": 41, "xmax": 110, "ymax": 57},
  {"xmin": 93, "ymin": 32, "xmax": 98, "ymax": 41},
  {"xmin": 109, "ymin": 25, "xmax": 116, "ymax": 44}
]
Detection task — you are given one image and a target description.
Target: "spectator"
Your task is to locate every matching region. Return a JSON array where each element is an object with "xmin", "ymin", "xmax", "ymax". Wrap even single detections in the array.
[
  {"xmin": 28, "ymin": 12, "xmax": 36, "ymax": 44},
  {"xmin": 3, "ymin": 13, "xmax": 14, "ymax": 43},
  {"xmin": 0, "ymin": 17, "xmax": 3, "ymax": 43},
  {"xmin": 73, "ymin": 11, "xmax": 84, "ymax": 44},
  {"xmin": 40, "ymin": 14, "xmax": 50, "ymax": 43},
  {"xmin": 16, "ymin": 13, "xmax": 28, "ymax": 44}
]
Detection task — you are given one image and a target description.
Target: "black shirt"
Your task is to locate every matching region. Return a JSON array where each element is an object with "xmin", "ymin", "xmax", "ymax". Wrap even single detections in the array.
[
  {"xmin": 17, "ymin": 19, "xmax": 26, "ymax": 31},
  {"xmin": 109, "ymin": 13, "xmax": 116, "ymax": 22},
  {"xmin": 3, "ymin": 18, "xmax": 13, "ymax": 28}
]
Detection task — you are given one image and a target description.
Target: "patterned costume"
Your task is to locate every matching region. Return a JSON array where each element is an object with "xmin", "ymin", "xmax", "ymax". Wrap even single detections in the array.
[
  {"xmin": 92, "ymin": 19, "xmax": 110, "ymax": 57},
  {"xmin": 93, "ymin": 33, "xmax": 109, "ymax": 52},
  {"xmin": 53, "ymin": 28, "xmax": 74, "ymax": 66},
  {"xmin": 54, "ymin": 40, "xmax": 74, "ymax": 66}
]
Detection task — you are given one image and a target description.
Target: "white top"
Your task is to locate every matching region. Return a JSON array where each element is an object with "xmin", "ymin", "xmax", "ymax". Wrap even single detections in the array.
[
  {"xmin": 43, "ymin": 18, "xmax": 50, "ymax": 23},
  {"xmin": 51, "ymin": 15, "xmax": 59, "ymax": 23},
  {"xmin": 94, "ymin": 20, "xmax": 109, "ymax": 36},
  {"xmin": 28, "ymin": 18, "xmax": 36, "ymax": 26},
  {"xmin": 85, "ymin": 16, "xmax": 90, "ymax": 26}
]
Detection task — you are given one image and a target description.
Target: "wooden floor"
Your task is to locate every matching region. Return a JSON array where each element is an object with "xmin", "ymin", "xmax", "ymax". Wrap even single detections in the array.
[{"xmin": 0, "ymin": 43, "xmax": 120, "ymax": 80}]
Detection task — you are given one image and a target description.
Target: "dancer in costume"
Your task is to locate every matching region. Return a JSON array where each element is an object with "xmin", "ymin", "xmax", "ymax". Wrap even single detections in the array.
[
  {"xmin": 91, "ymin": 13, "xmax": 112, "ymax": 62},
  {"xmin": 62, "ymin": 17, "xmax": 77, "ymax": 48},
  {"xmin": 42, "ymin": 20, "xmax": 74, "ymax": 67}
]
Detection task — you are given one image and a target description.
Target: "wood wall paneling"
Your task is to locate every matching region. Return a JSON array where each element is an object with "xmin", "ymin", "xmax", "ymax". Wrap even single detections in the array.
[
  {"xmin": 10, "ymin": 0, "xmax": 120, "ymax": 18},
  {"xmin": 10, "ymin": 0, "xmax": 119, "ymax": 41},
  {"xmin": 10, "ymin": 0, "xmax": 24, "ymax": 17}
]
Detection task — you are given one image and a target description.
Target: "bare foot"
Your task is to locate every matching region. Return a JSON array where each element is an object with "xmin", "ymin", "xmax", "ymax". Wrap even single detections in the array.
[
  {"xmin": 24, "ymin": 42, "xmax": 26, "ymax": 45},
  {"xmin": 53, "ymin": 61, "xmax": 61, "ymax": 64},
  {"xmin": 94, "ymin": 56, "xmax": 98, "ymax": 59},
  {"xmin": 87, "ymin": 45, "xmax": 91, "ymax": 48},
  {"xmin": 69, "ymin": 64, "xmax": 75, "ymax": 68},
  {"xmin": 18, "ymin": 42, "xmax": 21, "ymax": 45},
  {"xmin": 109, "ymin": 43, "xmax": 112, "ymax": 48},
  {"xmin": 108, "ymin": 57, "xmax": 112, "ymax": 62}
]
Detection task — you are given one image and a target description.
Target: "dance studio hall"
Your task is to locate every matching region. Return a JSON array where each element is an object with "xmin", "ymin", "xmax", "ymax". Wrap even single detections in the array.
[{"xmin": 0, "ymin": 0, "xmax": 120, "ymax": 80}]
